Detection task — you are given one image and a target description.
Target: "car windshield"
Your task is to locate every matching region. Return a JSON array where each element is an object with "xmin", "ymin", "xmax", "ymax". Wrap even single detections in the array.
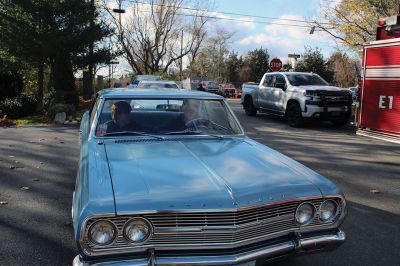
[
  {"xmin": 286, "ymin": 74, "xmax": 329, "ymax": 86},
  {"xmin": 208, "ymin": 82, "xmax": 219, "ymax": 87},
  {"xmin": 95, "ymin": 98, "xmax": 242, "ymax": 137},
  {"xmin": 138, "ymin": 82, "xmax": 178, "ymax": 89},
  {"xmin": 131, "ymin": 75, "xmax": 161, "ymax": 84}
]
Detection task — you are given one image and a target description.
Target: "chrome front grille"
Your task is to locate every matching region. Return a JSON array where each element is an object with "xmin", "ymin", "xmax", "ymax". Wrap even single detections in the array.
[{"xmin": 83, "ymin": 197, "xmax": 343, "ymax": 255}]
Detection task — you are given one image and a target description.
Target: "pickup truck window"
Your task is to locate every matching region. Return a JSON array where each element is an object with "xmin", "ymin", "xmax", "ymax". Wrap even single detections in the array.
[
  {"xmin": 274, "ymin": 75, "xmax": 286, "ymax": 87},
  {"xmin": 286, "ymin": 74, "xmax": 329, "ymax": 86},
  {"xmin": 263, "ymin": 75, "xmax": 273, "ymax": 87}
]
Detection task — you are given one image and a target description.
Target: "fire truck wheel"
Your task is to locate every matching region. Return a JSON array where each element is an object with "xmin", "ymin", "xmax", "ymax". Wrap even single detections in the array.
[
  {"xmin": 244, "ymin": 96, "xmax": 257, "ymax": 116},
  {"xmin": 286, "ymin": 102, "xmax": 303, "ymax": 127}
]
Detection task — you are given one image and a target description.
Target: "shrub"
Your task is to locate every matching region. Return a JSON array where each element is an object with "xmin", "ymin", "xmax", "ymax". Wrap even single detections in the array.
[
  {"xmin": 46, "ymin": 103, "xmax": 76, "ymax": 120},
  {"xmin": 0, "ymin": 94, "xmax": 37, "ymax": 119}
]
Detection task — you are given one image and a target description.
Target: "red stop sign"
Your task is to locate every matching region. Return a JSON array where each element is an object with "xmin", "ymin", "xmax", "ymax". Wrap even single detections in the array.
[{"xmin": 270, "ymin": 58, "xmax": 282, "ymax": 72}]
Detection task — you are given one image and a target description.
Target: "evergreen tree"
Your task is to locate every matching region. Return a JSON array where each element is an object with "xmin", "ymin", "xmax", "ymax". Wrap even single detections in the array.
[
  {"xmin": 295, "ymin": 47, "xmax": 333, "ymax": 82},
  {"xmin": 243, "ymin": 48, "xmax": 270, "ymax": 82},
  {"xmin": 0, "ymin": 0, "xmax": 113, "ymax": 107}
]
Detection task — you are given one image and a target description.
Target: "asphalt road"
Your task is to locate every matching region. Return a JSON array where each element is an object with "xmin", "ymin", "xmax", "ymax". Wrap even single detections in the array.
[{"xmin": 0, "ymin": 100, "xmax": 399, "ymax": 266}]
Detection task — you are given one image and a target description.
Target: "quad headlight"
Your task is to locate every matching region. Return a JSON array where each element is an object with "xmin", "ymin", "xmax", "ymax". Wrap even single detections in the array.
[
  {"xmin": 295, "ymin": 202, "xmax": 316, "ymax": 225},
  {"xmin": 123, "ymin": 218, "xmax": 152, "ymax": 243},
  {"xmin": 319, "ymin": 200, "xmax": 339, "ymax": 222},
  {"xmin": 88, "ymin": 220, "xmax": 117, "ymax": 246}
]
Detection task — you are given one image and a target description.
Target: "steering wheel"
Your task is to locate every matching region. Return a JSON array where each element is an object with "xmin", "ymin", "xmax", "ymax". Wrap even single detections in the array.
[{"xmin": 185, "ymin": 117, "xmax": 211, "ymax": 130}]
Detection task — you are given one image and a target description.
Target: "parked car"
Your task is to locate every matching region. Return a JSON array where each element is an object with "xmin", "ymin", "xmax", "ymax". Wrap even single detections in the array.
[
  {"xmin": 219, "ymin": 83, "xmax": 236, "ymax": 98},
  {"xmin": 72, "ymin": 88, "xmax": 346, "ymax": 266},
  {"xmin": 137, "ymin": 80, "xmax": 180, "ymax": 89},
  {"xmin": 241, "ymin": 72, "xmax": 352, "ymax": 127},
  {"xmin": 112, "ymin": 82, "xmax": 122, "ymax": 88},
  {"xmin": 199, "ymin": 80, "xmax": 220, "ymax": 94},
  {"xmin": 128, "ymin": 75, "xmax": 162, "ymax": 88}
]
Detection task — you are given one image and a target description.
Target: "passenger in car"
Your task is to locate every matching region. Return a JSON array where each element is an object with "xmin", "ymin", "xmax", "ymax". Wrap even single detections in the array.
[{"xmin": 105, "ymin": 101, "xmax": 139, "ymax": 133}]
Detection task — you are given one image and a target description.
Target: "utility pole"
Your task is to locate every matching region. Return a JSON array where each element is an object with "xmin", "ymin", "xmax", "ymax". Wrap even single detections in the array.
[{"xmin": 180, "ymin": 30, "xmax": 183, "ymax": 81}]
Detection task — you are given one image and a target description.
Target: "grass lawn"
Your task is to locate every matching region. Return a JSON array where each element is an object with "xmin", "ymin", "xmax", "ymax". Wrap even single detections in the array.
[
  {"xmin": 14, "ymin": 114, "xmax": 54, "ymax": 126},
  {"xmin": 0, "ymin": 114, "xmax": 54, "ymax": 127}
]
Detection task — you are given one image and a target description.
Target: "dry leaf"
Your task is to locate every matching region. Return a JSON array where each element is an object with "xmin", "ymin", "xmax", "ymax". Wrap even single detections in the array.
[{"xmin": 370, "ymin": 189, "xmax": 380, "ymax": 194}]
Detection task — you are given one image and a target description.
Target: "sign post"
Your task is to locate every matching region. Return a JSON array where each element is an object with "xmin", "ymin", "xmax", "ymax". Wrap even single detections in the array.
[{"xmin": 270, "ymin": 58, "xmax": 283, "ymax": 72}]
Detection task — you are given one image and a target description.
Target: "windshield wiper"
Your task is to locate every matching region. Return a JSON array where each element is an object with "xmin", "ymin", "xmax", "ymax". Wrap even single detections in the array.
[
  {"xmin": 104, "ymin": 131, "xmax": 164, "ymax": 140},
  {"xmin": 164, "ymin": 130, "xmax": 224, "ymax": 140}
]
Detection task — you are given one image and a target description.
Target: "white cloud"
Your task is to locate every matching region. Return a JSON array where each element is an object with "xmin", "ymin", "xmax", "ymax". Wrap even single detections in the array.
[
  {"xmin": 235, "ymin": 17, "xmax": 256, "ymax": 30},
  {"xmin": 235, "ymin": 14, "xmax": 337, "ymax": 58}
]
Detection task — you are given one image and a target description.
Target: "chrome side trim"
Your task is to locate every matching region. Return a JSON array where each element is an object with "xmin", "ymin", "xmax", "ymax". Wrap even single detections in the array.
[{"xmin": 73, "ymin": 230, "xmax": 346, "ymax": 266}]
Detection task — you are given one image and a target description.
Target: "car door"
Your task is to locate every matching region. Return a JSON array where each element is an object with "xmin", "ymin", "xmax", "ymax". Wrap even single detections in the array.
[
  {"xmin": 258, "ymin": 75, "xmax": 274, "ymax": 109},
  {"xmin": 270, "ymin": 74, "xmax": 287, "ymax": 112}
]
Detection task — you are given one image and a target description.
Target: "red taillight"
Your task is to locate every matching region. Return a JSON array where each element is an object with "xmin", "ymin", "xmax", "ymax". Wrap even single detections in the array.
[{"xmin": 378, "ymin": 19, "xmax": 386, "ymax": 26}]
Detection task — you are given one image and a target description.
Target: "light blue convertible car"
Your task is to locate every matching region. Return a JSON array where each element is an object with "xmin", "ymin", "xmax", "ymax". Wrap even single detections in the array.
[{"xmin": 72, "ymin": 88, "xmax": 346, "ymax": 266}]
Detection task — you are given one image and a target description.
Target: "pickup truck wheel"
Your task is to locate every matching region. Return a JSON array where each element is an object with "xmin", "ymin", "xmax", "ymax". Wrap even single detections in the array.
[
  {"xmin": 286, "ymin": 102, "xmax": 303, "ymax": 127},
  {"xmin": 331, "ymin": 118, "xmax": 348, "ymax": 127},
  {"xmin": 244, "ymin": 97, "xmax": 257, "ymax": 116}
]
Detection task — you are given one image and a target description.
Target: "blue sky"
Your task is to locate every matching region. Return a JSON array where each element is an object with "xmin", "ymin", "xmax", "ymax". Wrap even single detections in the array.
[{"xmin": 209, "ymin": 0, "xmax": 341, "ymax": 61}]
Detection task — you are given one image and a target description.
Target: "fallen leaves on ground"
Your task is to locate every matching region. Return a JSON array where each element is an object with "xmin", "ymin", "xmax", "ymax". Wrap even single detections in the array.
[
  {"xmin": 0, "ymin": 116, "xmax": 16, "ymax": 127},
  {"xmin": 9, "ymin": 165, "xmax": 24, "ymax": 170}
]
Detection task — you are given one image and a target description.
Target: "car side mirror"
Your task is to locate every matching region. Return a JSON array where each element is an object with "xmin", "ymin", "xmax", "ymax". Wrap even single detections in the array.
[{"xmin": 275, "ymin": 82, "xmax": 286, "ymax": 90}]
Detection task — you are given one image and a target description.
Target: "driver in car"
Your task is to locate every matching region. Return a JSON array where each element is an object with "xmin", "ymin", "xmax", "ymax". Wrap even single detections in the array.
[
  {"xmin": 181, "ymin": 99, "xmax": 212, "ymax": 131},
  {"xmin": 105, "ymin": 101, "xmax": 137, "ymax": 133}
]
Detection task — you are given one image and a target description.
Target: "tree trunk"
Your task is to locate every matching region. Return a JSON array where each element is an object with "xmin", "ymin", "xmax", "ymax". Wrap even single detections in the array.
[
  {"xmin": 87, "ymin": 0, "xmax": 95, "ymax": 99},
  {"xmin": 47, "ymin": 59, "xmax": 54, "ymax": 93},
  {"xmin": 36, "ymin": 62, "xmax": 44, "ymax": 111}
]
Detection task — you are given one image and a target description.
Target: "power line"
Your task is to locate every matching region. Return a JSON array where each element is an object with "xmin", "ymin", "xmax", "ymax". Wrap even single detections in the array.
[
  {"xmin": 104, "ymin": 6, "xmax": 315, "ymax": 29},
  {"xmin": 169, "ymin": 12, "xmax": 314, "ymax": 28},
  {"xmin": 125, "ymin": 0, "xmax": 329, "ymax": 26}
]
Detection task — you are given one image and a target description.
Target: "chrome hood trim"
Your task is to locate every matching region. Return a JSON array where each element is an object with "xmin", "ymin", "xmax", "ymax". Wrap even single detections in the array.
[{"xmin": 103, "ymin": 138, "xmax": 328, "ymax": 214}]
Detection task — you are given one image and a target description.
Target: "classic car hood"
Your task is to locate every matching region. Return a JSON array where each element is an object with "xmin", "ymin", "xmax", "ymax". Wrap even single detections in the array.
[{"xmin": 104, "ymin": 138, "xmax": 325, "ymax": 214}]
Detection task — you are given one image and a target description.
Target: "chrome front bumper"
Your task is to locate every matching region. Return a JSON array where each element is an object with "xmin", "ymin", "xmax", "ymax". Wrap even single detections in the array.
[{"xmin": 73, "ymin": 230, "xmax": 345, "ymax": 266}]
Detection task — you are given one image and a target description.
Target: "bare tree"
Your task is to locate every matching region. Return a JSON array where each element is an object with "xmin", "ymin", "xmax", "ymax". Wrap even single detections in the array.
[
  {"xmin": 327, "ymin": 51, "xmax": 360, "ymax": 87},
  {"xmin": 102, "ymin": 0, "xmax": 208, "ymax": 74},
  {"xmin": 188, "ymin": 28, "xmax": 234, "ymax": 81}
]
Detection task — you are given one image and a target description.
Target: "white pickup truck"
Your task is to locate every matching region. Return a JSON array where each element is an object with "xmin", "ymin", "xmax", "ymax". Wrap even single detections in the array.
[{"xmin": 241, "ymin": 72, "xmax": 352, "ymax": 127}]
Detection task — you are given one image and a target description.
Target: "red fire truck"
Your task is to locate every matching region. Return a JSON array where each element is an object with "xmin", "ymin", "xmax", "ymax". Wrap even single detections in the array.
[{"xmin": 357, "ymin": 15, "xmax": 400, "ymax": 143}]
